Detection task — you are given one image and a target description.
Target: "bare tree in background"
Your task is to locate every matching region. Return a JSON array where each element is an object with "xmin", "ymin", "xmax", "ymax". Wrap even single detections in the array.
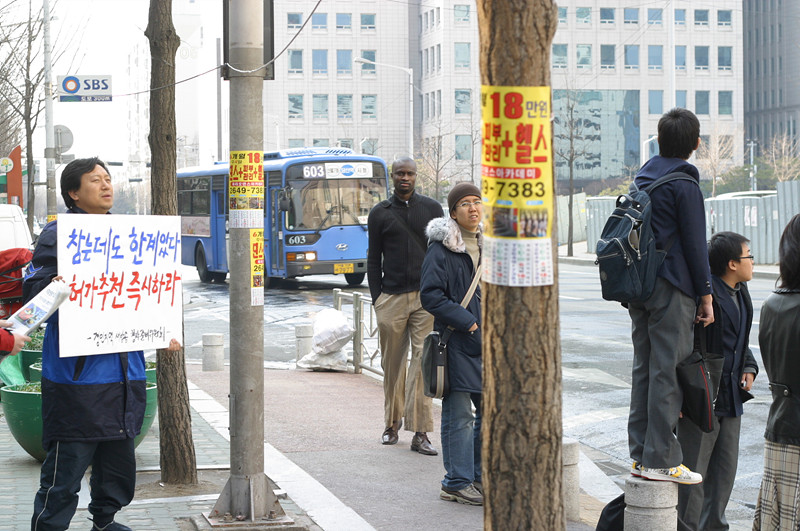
[
  {"xmin": 762, "ymin": 132, "xmax": 800, "ymax": 182},
  {"xmin": 416, "ymin": 120, "xmax": 457, "ymax": 202},
  {"xmin": 145, "ymin": 0, "xmax": 197, "ymax": 485},
  {"xmin": 694, "ymin": 126, "xmax": 736, "ymax": 196}
]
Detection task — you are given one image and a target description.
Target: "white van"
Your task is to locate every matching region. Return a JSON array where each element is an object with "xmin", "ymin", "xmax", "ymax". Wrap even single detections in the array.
[{"xmin": 0, "ymin": 205, "xmax": 33, "ymax": 251}]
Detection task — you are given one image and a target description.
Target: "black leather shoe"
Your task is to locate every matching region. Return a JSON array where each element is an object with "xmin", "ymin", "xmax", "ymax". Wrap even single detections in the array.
[
  {"xmin": 410, "ymin": 432, "xmax": 438, "ymax": 455},
  {"xmin": 382, "ymin": 420, "xmax": 401, "ymax": 445},
  {"xmin": 91, "ymin": 521, "xmax": 132, "ymax": 531}
]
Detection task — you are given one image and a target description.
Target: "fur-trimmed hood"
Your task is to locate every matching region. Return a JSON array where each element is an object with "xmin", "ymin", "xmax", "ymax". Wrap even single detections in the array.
[{"xmin": 425, "ymin": 216, "xmax": 482, "ymax": 253}]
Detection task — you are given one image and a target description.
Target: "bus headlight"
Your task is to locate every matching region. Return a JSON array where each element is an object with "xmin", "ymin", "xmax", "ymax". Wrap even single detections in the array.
[{"xmin": 286, "ymin": 252, "xmax": 317, "ymax": 262}]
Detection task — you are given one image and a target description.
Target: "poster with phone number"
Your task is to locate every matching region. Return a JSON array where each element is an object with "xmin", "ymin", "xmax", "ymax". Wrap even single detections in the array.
[
  {"xmin": 250, "ymin": 228, "xmax": 264, "ymax": 305},
  {"xmin": 481, "ymin": 85, "xmax": 554, "ymax": 287},
  {"xmin": 229, "ymin": 150, "xmax": 264, "ymax": 229}
]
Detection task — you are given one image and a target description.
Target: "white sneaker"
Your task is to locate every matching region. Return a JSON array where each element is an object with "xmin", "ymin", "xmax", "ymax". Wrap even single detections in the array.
[
  {"xmin": 631, "ymin": 461, "xmax": 642, "ymax": 477},
  {"xmin": 640, "ymin": 464, "xmax": 702, "ymax": 485}
]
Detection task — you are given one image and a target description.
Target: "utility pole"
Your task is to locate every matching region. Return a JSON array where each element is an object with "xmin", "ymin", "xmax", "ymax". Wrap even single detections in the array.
[
  {"xmin": 477, "ymin": 1, "xmax": 562, "ymax": 529},
  {"xmin": 42, "ymin": 0, "xmax": 56, "ymax": 222},
  {"xmin": 209, "ymin": 0, "xmax": 289, "ymax": 525},
  {"xmin": 747, "ymin": 139, "xmax": 758, "ymax": 191}
]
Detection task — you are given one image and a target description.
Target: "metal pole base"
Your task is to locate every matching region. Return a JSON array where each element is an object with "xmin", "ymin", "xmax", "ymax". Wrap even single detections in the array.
[{"xmin": 206, "ymin": 474, "xmax": 293, "ymax": 528}]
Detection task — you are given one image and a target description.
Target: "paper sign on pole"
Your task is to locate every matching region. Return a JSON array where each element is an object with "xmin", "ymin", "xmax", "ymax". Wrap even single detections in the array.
[{"xmin": 57, "ymin": 215, "xmax": 183, "ymax": 357}]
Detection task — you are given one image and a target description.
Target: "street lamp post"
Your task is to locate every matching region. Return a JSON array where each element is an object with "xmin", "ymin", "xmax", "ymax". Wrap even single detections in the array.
[{"xmin": 354, "ymin": 57, "xmax": 414, "ymax": 158}]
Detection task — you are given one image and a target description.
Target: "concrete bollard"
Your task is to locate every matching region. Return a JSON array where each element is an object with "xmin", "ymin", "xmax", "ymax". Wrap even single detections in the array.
[
  {"xmin": 562, "ymin": 437, "xmax": 580, "ymax": 521},
  {"xmin": 202, "ymin": 333, "xmax": 224, "ymax": 372},
  {"xmin": 295, "ymin": 323, "xmax": 314, "ymax": 363},
  {"xmin": 624, "ymin": 476, "xmax": 678, "ymax": 531}
]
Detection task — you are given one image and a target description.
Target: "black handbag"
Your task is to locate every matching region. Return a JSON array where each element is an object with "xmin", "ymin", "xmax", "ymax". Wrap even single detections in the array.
[
  {"xmin": 677, "ymin": 324, "xmax": 725, "ymax": 433},
  {"xmin": 422, "ymin": 264, "xmax": 481, "ymax": 399}
]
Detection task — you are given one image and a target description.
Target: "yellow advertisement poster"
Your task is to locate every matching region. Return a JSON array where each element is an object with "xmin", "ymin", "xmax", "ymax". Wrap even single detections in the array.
[
  {"xmin": 250, "ymin": 228, "xmax": 264, "ymax": 306},
  {"xmin": 229, "ymin": 150, "xmax": 264, "ymax": 229},
  {"xmin": 480, "ymin": 85, "xmax": 554, "ymax": 287}
]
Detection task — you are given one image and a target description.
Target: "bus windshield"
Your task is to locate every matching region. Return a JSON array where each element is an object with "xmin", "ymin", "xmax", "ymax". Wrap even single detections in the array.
[{"xmin": 285, "ymin": 178, "xmax": 385, "ymax": 230}]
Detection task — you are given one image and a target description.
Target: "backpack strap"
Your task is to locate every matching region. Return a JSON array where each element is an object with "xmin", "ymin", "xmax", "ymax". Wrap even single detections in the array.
[{"xmin": 634, "ymin": 171, "xmax": 700, "ymax": 255}]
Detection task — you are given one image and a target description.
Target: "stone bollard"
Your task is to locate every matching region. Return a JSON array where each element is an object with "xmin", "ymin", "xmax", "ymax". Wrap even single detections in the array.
[
  {"xmin": 562, "ymin": 437, "xmax": 580, "ymax": 521},
  {"xmin": 295, "ymin": 323, "xmax": 314, "ymax": 363},
  {"xmin": 624, "ymin": 476, "xmax": 678, "ymax": 531},
  {"xmin": 202, "ymin": 333, "xmax": 224, "ymax": 371}
]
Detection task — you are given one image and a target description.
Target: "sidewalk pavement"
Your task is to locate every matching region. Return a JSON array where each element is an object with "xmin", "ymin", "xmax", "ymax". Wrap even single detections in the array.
[{"xmin": 0, "ymin": 242, "xmax": 776, "ymax": 530}]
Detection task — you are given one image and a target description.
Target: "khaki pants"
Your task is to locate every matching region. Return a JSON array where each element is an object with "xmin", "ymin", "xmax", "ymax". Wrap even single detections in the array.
[{"xmin": 375, "ymin": 291, "xmax": 434, "ymax": 433}]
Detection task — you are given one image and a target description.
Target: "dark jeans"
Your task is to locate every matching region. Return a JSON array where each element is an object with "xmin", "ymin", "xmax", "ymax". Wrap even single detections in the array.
[
  {"xmin": 441, "ymin": 391, "xmax": 482, "ymax": 490},
  {"xmin": 32, "ymin": 438, "xmax": 136, "ymax": 531}
]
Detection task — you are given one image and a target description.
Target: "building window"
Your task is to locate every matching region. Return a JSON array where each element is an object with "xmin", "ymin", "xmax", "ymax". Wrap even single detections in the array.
[
  {"xmin": 600, "ymin": 44, "xmax": 615, "ymax": 69},
  {"xmin": 600, "ymin": 8, "xmax": 614, "ymax": 24},
  {"xmin": 454, "ymin": 5, "xmax": 469, "ymax": 23},
  {"xmin": 312, "ymin": 94, "xmax": 328, "ymax": 120},
  {"xmin": 311, "ymin": 13, "xmax": 327, "ymax": 30},
  {"xmin": 336, "ymin": 13, "xmax": 351, "ymax": 30},
  {"xmin": 288, "ymin": 50, "xmax": 303, "ymax": 74},
  {"xmin": 576, "ymin": 7, "xmax": 591, "ymax": 24},
  {"xmin": 647, "ymin": 8, "xmax": 663, "ymax": 25},
  {"xmin": 455, "ymin": 89, "xmax": 471, "ymax": 114},
  {"xmin": 697, "ymin": 135, "xmax": 710, "ymax": 158},
  {"xmin": 718, "ymin": 46, "xmax": 732, "ymax": 71},
  {"xmin": 336, "ymin": 49, "xmax": 352, "ymax": 75},
  {"xmin": 360, "ymin": 13, "xmax": 376, "ymax": 31},
  {"xmin": 552, "ymin": 44, "xmax": 567, "ymax": 68},
  {"xmin": 558, "ymin": 7, "xmax": 567, "ymax": 25},
  {"xmin": 694, "ymin": 9, "xmax": 709, "ymax": 27},
  {"xmin": 454, "ymin": 43, "xmax": 470, "ymax": 69},
  {"xmin": 624, "ymin": 45, "xmax": 639, "ymax": 70},
  {"xmin": 719, "ymin": 136, "xmax": 733, "ymax": 156},
  {"xmin": 695, "ymin": 46, "xmax": 709, "ymax": 71},
  {"xmin": 362, "ymin": 139, "xmax": 378, "ymax": 155},
  {"xmin": 312, "ymin": 138, "xmax": 329, "ymax": 147},
  {"xmin": 695, "ymin": 91, "xmax": 710, "ymax": 115},
  {"xmin": 455, "ymin": 135, "xmax": 472, "ymax": 161},
  {"xmin": 287, "ymin": 13, "xmax": 302, "ymax": 29},
  {"xmin": 337, "ymin": 139, "xmax": 353, "ymax": 149},
  {"xmin": 337, "ymin": 94, "xmax": 353, "ymax": 119},
  {"xmin": 648, "ymin": 45, "xmax": 663, "ymax": 70},
  {"xmin": 675, "ymin": 9, "xmax": 686, "ymax": 26},
  {"xmin": 436, "ymin": 90, "xmax": 442, "ymax": 117},
  {"xmin": 675, "ymin": 46, "xmax": 686, "ymax": 70},
  {"xmin": 437, "ymin": 44, "xmax": 441, "ymax": 71},
  {"xmin": 624, "ymin": 8, "xmax": 638, "ymax": 25},
  {"xmin": 719, "ymin": 91, "xmax": 733, "ymax": 115},
  {"xmin": 288, "ymin": 139, "xmax": 304, "ymax": 148},
  {"xmin": 648, "ymin": 90, "xmax": 663, "ymax": 115},
  {"xmin": 576, "ymin": 44, "xmax": 592, "ymax": 69},
  {"xmin": 288, "ymin": 94, "xmax": 303, "ymax": 121},
  {"xmin": 361, "ymin": 94, "xmax": 377, "ymax": 120},
  {"xmin": 718, "ymin": 10, "xmax": 732, "ymax": 27},
  {"xmin": 676, "ymin": 90, "xmax": 687, "ymax": 108},
  {"xmin": 312, "ymin": 49, "xmax": 327, "ymax": 75},
  {"xmin": 361, "ymin": 50, "xmax": 376, "ymax": 75}
]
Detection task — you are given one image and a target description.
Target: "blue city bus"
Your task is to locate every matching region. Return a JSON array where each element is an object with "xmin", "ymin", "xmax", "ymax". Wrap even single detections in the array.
[{"xmin": 177, "ymin": 147, "xmax": 389, "ymax": 287}]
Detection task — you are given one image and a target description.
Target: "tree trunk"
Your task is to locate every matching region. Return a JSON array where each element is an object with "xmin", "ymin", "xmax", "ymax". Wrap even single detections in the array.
[
  {"xmin": 145, "ymin": 0, "xmax": 197, "ymax": 485},
  {"xmin": 477, "ymin": 1, "xmax": 563, "ymax": 530}
]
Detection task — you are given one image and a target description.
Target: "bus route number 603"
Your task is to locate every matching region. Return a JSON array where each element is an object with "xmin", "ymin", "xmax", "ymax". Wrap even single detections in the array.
[{"xmin": 286, "ymin": 235, "xmax": 306, "ymax": 245}]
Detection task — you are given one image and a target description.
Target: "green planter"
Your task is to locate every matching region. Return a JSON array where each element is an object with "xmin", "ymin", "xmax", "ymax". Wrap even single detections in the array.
[
  {"xmin": 28, "ymin": 362, "xmax": 42, "ymax": 383},
  {"xmin": 145, "ymin": 360, "xmax": 157, "ymax": 385},
  {"xmin": 1, "ymin": 382, "xmax": 158, "ymax": 462},
  {"xmin": 18, "ymin": 349, "xmax": 42, "ymax": 382}
]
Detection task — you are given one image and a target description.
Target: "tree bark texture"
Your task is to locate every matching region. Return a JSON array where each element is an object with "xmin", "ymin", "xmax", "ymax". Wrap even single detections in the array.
[
  {"xmin": 145, "ymin": 0, "xmax": 197, "ymax": 485},
  {"xmin": 476, "ymin": 2, "xmax": 563, "ymax": 529}
]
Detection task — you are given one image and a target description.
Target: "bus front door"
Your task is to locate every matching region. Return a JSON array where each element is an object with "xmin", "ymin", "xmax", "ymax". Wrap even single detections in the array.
[
  {"xmin": 269, "ymin": 187, "xmax": 286, "ymax": 278},
  {"xmin": 211, "ymin": 188, "xmax": 228, "ymax": 272}
]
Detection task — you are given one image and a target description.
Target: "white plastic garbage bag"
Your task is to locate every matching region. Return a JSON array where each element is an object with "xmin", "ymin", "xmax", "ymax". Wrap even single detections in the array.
[{"xmin": 297, "ymin": 308, "xmax": 353, "ymax": 371}]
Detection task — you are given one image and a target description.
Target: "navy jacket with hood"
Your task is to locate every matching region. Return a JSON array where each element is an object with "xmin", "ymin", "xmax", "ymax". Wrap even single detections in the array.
[
  {"xmin": 420, "ymin": 217, "xmax": 481, "ymax": 394},
  {"xmin": 23, "ymin": 208, "xmax": 146, "ymax": 447},
  {"xmin": 634, "ymin": 155, "xmax": 712, "ymax": 299}
]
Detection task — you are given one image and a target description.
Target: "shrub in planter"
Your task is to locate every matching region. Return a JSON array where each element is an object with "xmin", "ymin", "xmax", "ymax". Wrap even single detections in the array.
[
  {"xmin": 0, "ymin": 381, "xmax": 158, "ymax": 462},
  {"xmin": 18, "ymin": 327, "xmax": 45, "ymax": 382}
]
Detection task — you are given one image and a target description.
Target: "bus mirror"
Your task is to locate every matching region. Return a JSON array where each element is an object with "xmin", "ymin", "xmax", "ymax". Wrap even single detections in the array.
[{"xmin": 278, "ymin": 192, "xmax": 291, "ymax": 212}]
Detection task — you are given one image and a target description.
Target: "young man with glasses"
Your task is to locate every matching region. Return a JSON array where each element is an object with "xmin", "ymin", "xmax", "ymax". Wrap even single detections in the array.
[{"xmin": 677, "ymin": 231, "xmax": 758, "ymax": 530}]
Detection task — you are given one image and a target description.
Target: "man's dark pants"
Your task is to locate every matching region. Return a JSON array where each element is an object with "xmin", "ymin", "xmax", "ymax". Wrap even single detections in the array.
[
  {"xmin": 32, "ymin": 438, "xmax": 136, "ymax": 530},
  {"xmin": 628, "ymin": 277, "xmax": 695, "ymax": 469}
]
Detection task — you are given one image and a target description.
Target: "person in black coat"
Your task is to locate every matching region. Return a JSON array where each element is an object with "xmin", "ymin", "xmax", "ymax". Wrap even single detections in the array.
[
  {"xmin": 421, "ymin": 182, "xmax": 483, "ymax": 506},
  {"xmin": 677, "ymin": 232, "xmax": 757, "ymax": 530}
]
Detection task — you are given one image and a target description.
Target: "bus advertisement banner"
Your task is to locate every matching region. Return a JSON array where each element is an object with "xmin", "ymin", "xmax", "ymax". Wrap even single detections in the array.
[
  {"xmin": 480, "ymin": 85, "xmax": 555, "ymax": 288},
  {"xmin": 57, "ymin": 214, "xmax": 183, "ymax": 357},
  {"xmin": 250, "ymin": 228, "xmax": 265, "ymax": 305},
  {"xmin": 229, "ymin": 150, "xmax": 265, "ymax": 229}
]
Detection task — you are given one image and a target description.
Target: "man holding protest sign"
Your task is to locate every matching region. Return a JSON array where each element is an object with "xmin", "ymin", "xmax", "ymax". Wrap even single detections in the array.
[{"xmin": 24, "ymin": 157, "xmax": 181, "ymax": 531}]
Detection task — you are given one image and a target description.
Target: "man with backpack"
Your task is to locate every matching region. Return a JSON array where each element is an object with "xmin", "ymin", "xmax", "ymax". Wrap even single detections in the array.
[{"xmin": 627, "ymin": 108, "xmax": 714, "ymax": 485}]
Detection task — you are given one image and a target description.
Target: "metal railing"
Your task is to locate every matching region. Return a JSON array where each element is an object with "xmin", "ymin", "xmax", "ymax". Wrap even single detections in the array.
[{"xmin": 332, "ymin": 289, "xmax": 383, "ymax": 376}]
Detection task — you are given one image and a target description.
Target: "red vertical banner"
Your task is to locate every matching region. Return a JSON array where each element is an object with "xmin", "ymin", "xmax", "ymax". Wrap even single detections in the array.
[{"xmin": 6, "ymin": 145, "xmax": 23, "ymax": 207}]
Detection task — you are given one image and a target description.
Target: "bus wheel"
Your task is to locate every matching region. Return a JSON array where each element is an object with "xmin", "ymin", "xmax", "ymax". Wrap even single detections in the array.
[
  {"xmin": 196, "ymin": 246, "xmax": 212, "ymax": 283},
  {"xmin": 345, "ymin": 272, "xmax": 365, "ymax": 286},
  {"xmin": 212, "ymin": 272, "xmax": 227, "ymax": 283}
]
